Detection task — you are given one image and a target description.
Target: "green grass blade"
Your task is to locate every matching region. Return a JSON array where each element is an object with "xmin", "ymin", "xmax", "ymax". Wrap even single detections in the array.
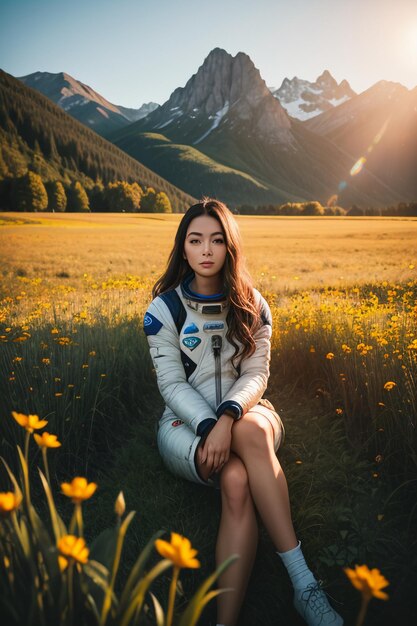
[
  {"xmin": 149, "ymin": 592, "xmax": 165, "ymax": 626},
  {"xmin": 38, "ymin": 467, "xmax": 67, "ymax": 541},
  {"xmin": 178, "ymin": 555, "xmax": 238, "ymax": 626},
  {"xmin": 119, "ymin": 529, "xmax": 165, "ymax": 610}
]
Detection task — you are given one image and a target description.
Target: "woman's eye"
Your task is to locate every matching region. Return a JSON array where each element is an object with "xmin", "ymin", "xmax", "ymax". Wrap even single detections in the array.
[
  {"xmin": 213, "ymin": 238, "xmax": 224, "ymax": 244},
  {"xmin": 189, "ymin": 239, "xmax": 200, "ymax": 244}
]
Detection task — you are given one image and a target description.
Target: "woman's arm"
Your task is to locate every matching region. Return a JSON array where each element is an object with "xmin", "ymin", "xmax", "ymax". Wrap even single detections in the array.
[
  {"xmin": 215, "ymin": 294, "xmax": 272, "ymax": 420},
  {"xmin": 144, "ymin": 297, "xmax": 218, "ymax": 436}
]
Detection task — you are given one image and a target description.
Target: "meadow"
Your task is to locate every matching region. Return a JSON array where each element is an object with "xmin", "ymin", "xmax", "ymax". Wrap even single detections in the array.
[{"xmin": 0, "ymin": 213, "xmax": 416, "ymax": 626}]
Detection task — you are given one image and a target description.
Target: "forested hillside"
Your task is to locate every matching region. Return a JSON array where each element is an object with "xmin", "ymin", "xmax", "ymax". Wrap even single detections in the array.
[{"xmin": 0, "ymin": 70, "xmax": 196, "ymax": 212}]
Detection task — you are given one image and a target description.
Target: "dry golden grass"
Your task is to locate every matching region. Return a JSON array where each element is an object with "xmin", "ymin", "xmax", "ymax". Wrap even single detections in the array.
[{"xmin": 1, "ymin": 212, "xmax": 416, "ymax": 293}]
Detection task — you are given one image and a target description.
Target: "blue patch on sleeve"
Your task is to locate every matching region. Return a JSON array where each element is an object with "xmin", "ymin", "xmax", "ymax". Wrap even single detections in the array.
[{"xmin": 143, "ymin": 312, "xmax": 163, "ymax": 336}]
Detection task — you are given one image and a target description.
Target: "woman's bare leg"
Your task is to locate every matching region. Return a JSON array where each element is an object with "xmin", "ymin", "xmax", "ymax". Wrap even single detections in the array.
[
  {"xmin": 196, "ymin": 450, "xmax": 258, "ymax": 626},
  {"xmin": 230, "ymin": 411, "xmax": 298, "ymax": 553}
]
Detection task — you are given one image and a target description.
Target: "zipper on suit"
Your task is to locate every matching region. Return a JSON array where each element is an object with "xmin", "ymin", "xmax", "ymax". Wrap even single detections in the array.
[{"xmin": 212, "ymin": 335, "xmax": 222, "ymax": 405}]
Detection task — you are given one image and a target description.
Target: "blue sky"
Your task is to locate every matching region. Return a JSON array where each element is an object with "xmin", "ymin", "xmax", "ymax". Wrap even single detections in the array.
[{"xmin": 1, "ymin": 0, "xmax": 416, "ymax": 107}]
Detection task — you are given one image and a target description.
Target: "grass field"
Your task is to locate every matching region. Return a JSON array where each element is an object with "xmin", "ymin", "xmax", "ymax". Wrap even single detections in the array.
[
  {"xmin": 1, "ymin": 213, "xmax": 415, "ymax": 291},
  {"xmin": 1, "ymin": 213, "xmax": 416, "ymax": 626}
]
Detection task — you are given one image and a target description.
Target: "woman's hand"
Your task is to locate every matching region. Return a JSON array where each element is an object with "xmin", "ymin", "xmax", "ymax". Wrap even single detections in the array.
[{"xmin": 199, "ymin": 414, "xmax": 234, "ymax": 475}]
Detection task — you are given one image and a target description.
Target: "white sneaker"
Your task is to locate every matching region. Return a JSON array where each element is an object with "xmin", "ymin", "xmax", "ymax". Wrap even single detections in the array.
[{"xmin": 294, "ymin": 581, "xmax": 343, "ymax": 626}]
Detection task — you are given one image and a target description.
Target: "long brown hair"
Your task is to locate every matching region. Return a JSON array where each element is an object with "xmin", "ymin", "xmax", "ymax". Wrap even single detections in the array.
[{"xmin": 153, "ymin": 197, "xmax": 261, "ymax": 363}]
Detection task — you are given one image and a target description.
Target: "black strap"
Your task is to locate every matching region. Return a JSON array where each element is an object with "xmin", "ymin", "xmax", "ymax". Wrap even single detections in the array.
[{"xmin": 160, "ymin": 290, "xmax": 187, "ymax": 334}]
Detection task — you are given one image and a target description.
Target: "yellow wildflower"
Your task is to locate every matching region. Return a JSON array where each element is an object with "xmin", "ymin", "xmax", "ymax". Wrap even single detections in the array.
[
  {"xmin": 58, "ymin": 535, "xmax": 89, "ymax": 566},
  {"xmin": 11, "ymin": 411, "xmax": 48, "ymax": 433},
  {"xmin": 114, "ymin": 491, "xmax": 126, "ymax": 517},
  {"xmin": 325, "ymin": 352, "xmax": 335, "ymax": 360},
  {"xmin": 57, "ymin": 337, "xmax": 72, "ymax": 345},
  {"xmin": 155, "ymin": 532, "xmax": 200, "ymax": 569},
  {"xmin": 34, "ymin": 432, "xmax": 61, "ymax": 448},
  {"xmin": 383, "ymin": 381, "xmax": 396, "ymax": 391},
  {"xmin": 0, "ymin": 492, "xmax": 22, "ymax": 516},
  {"xmin": 61, "ymin": 477, "xmax": 97, "ymax": 503},
  {"xmin": 344, "ymin": 564, "xmax": 389, "ymax": 601}
]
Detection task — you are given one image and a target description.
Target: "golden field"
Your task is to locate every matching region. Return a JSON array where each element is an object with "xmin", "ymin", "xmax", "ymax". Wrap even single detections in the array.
[
  {"xmin": 1, "ymin": 213, "xmax": 416, "ymax": 292},
  {"xmin": 0, "ymin": 212, "xmax": 416, "ymax": 625}
]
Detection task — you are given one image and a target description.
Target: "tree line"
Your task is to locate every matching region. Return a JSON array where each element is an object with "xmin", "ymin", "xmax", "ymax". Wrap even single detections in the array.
[
  {"xmin": 236, "ymin": 200, "xmax": 417, "ymax": 217},
  {"xmin": 0, "ymin": 171, "xmax": 172, "ymax": 213}
]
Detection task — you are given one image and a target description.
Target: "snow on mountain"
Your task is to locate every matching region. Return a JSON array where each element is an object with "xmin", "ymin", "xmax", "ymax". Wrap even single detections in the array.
[
  {"xmin": 194, "ymin": 100, "xmax": 230, "ymax": 144},
  {"xmin": 269, "ymin": 70, "xmax": 355, "ymax": 120}
]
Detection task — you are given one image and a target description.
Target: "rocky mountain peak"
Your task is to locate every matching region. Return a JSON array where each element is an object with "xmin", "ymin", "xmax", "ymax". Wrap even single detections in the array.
[
  {"xmin": 316, "ymin": 70, "xmax": 337, "ymax": 88},
  {"xmin": 169, "ymin": 47, "xmax": 271, "ymax": 114},
  {"xmin": 271, "ymin": 70, "xmax": 356, "ymax": 120},
  {"xmin": 155, "ymin": 47, "xmax": 291, "ymax": 143},
  {"xmin": 18, "ymin": 70, "xmax": 154, "ymax": 134}
]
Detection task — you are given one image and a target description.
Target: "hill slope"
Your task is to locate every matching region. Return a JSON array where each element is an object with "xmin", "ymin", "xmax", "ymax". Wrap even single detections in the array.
[{"xmin": 0, "ymin": 70, "xmax": 195, "ymax": 212}]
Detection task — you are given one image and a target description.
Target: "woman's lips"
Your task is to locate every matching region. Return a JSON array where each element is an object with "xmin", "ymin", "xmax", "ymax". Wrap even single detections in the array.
[{"xmin": 200, "ymin": 262, "xmax": 214, "ymax": 267}]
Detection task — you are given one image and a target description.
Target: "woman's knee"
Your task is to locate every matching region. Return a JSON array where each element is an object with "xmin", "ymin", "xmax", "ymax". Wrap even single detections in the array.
[
  {"xmin": 232, "ymin": 413, "xmax": 274, "ymax": 456},
  {"xmin": 220, "ymin": 456, "xmax": 251, "ymax": 512}
]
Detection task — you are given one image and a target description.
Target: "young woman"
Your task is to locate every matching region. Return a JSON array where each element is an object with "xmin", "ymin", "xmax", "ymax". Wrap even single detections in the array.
[{"xmin": 144, "ymin": 198, "xmax": 343, "ymax": 626}]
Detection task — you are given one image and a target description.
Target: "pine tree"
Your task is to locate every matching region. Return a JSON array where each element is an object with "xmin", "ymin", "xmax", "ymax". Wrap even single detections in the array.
[
  {"xmin": 67, "ymin": 181, "xmax": 90, "ymax": 212},
  {"xmin": 89, "ymin": 180, "xmax": 105, "ymax": 212},
  {"xmin": 106, "ymin": 181, "xmax": 139, "ymax": 212},
  {"xmin": 131, "ymin": 182, "xmax": 143, "ymax": 211},
  {"xmin": 154, "ymin": 191, "xmax": 172, "ymax": 213},
  {"xmin": 11, "ymin": 171, "xmax": 48, "ymax": 211},
  {"xmin": 46, "ymin": 180, "xmax": 67, "ymax": 212},
  {"xmin": 140, "ymin": 187, "xmax": 156, "ymax": 212},
  {"xmin": 0, "ymin": 148, "xmax": 9, "ymax": 178}
]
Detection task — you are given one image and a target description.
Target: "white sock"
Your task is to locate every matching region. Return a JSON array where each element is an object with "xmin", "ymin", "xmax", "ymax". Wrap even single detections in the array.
[{"xmin": 277, "ymin": 540, "xmax": 316, "ymax": 590}]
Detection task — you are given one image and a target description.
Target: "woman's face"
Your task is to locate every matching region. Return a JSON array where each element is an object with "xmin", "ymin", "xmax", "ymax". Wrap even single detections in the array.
[{"xmin": 183, "ymin": 215, "xmax": 227, "ymax": 282}]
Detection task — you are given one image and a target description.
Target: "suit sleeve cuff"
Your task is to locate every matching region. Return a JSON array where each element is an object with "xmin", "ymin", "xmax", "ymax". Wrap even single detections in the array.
[{"xmin": 216, "ymin": 401, "xmax": 243, "ymax": 420}]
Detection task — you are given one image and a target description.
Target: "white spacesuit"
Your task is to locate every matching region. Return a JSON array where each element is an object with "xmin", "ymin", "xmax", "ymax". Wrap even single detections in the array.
[{"xmin": 144, "ymin": 273, "xmax": 282, "ymax": 484}]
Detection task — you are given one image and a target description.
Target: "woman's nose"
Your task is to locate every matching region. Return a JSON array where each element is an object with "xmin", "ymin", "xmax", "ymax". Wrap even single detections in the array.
[{"xmin": 203, "ymin": 242, "xmax": 213, "ymax": 256}]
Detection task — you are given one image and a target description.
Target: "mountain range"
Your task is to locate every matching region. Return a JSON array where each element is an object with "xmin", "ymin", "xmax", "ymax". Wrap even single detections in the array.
[
  {"xmin": 4, "ymin": 47, "xmax": 417, "ymax": 208},
  {"xmin": 19, "ymin": 71, "xmax": 159, "ymax": 136},
  {"xmin": 106, "ymin": 48, "xmax": 405, "ymax": 206}
]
